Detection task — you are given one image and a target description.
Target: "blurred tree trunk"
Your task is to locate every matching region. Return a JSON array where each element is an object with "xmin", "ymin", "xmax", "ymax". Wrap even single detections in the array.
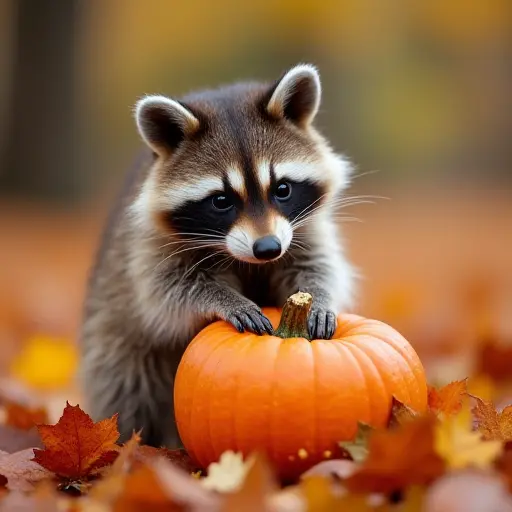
[{"xmin": 0, "ymin": 0, "xmax": 80, "ymax": 204}]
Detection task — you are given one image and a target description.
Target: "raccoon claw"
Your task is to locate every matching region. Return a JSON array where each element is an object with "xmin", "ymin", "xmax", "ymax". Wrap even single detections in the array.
[
  {"xmin": 226, "ymin": 308, "xmax": 274, "ymax": 335},
  {"xmin": 308, "ymin": 308, "xmax": 337, "ymax": 340}
]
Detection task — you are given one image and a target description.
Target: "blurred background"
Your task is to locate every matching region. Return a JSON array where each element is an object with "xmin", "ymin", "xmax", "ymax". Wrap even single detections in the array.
[{"xmin": 0, "ymin": 0, "xmax": 511, "ymax": 409}]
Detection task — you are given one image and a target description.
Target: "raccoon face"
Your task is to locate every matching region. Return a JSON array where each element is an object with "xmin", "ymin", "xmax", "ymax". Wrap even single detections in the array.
[{"xmin": 133, "ymin": 64, "xmax": 352, "ymax": 264}]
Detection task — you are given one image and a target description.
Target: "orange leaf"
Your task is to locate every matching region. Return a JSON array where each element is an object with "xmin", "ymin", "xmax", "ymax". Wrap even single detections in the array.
[
  {"xmin": 133, "ymin": 446, "xmax": 200, "ymax": 474},
  {"xmin": 32, "ymin": 402, "xmax": 119, "ymax": 479},
  {"xmin": 428, "ymin": 379, "xmax": 467, "ymax": 416},
  {"xmin": 5, "ymin": 401, "xmax": 48, "ymax": 431},
  {"xmin": 472, "ymin": 397, "xmax": 512, "ymax": 442},
  {"xmin": 345, "ymin": 415, "xmax": 445, "ymax": 494}
]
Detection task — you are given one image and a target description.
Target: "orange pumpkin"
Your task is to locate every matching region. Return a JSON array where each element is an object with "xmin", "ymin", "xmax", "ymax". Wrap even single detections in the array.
[{"xmin": 174, "ymin": 292, "xmax": 427, "ymax": 481}]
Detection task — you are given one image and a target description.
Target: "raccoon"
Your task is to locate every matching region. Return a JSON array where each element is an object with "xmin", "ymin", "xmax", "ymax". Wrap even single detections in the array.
[{"xmin": 79, "ymin": 64, "xmax": 357, "ymax": 448}]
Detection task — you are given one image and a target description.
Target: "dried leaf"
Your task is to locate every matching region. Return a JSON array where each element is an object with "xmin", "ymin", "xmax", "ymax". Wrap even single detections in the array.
[
  {"xmin": 345, "ymin": 415, "xmax": 445, "ymax": 494},
  {"xmin": 435, "ymin": 400, "xmax": 502, "ymax": 469},
  {"xmin": 428, "ymin": 379, "xmax": 468, "ymax": 416},
  {"xmin": 472, "ymin": 396, "xmax": 512, "ymax": 442},
  {"xmin": 134, "ymin": 445, "xmax": 200, "ymax": 473},
  {"xmin": 388, "ymin": 396, "xmax": 419, "ymax": 427},
  {"xmin": 339, "ymin": 422, "xmax": 373, "ymax": 462},
  {"xmin": 32, "ymin": 402, "xmax": 119, "ymax": 479},
  {"xmin": 223, "ymin": 453, "xmax": 277, "ymax": 512},
  {"xmin": 4, "ymin": 401, "xmax": 48, "ymax": 431},
  {"xmin": 201, "ymin": 451, "xmax": 252, "ymax": 493},
  {"xmin": 0, "ymin": 448, "xmax": 52, "ymax": 492}
]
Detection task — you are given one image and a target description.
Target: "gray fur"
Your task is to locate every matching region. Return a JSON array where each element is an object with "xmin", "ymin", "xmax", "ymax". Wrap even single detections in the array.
[{"xmin": 79, "ymin": 64, "xmax": 357, "ymax": 447}]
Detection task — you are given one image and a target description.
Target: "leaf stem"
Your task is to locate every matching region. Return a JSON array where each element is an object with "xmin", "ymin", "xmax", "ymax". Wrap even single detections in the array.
[{"xmin": 274, "ymin": 291, "xmax": 313, "ymax": 340}]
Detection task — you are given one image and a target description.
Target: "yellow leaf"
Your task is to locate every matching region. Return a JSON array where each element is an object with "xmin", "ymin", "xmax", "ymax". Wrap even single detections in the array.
[
  {"xmin": 434, "ymin": 399, "xmax": 502, "ymax": 470},
  {"xmin": 201, "ymin": 451, "xmax": 253, "ymax": 493},
  {"xmin": 10, "ymin": 335, "xmax": 78, "ymax": 389},
  {"xmin": 339, "ymin": 422, "xmax": 373, "ymax": 462}
]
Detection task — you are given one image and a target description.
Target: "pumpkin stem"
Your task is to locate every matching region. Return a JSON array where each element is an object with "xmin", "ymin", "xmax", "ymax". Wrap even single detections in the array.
[{"xmin": 275, "ymin": 291, "xmax": 313, "ymax": 340}]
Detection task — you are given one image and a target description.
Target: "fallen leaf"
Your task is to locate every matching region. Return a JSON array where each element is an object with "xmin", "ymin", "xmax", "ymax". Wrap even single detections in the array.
[
  {"xmin": 222, "ymin": 453, "xmax": 277, "ymax": 512},
  {"xmin": 0, "ymin": 448, "xmax": 52, "ymax": 492},
  {"xmin": 201, "ymin": 451, "xmax": 252, "ymax": 493},
  {"xmin": 344, "ymin": 415, "xmax": 445, "ymax": 494},
  {"xmin": 435, "ymin": 400, "xmax": 502, "ymax": 469},
  {"xmin": 339, "ymin": 423, "xmax": 373, "ymax": 462},
  {"xmin": 134, "ymin": 445, "xmax": 200, "ymax": 473},
  {"xmin": 477, "ymin": 338, "xmax": 512, "ymax": 383},
  {"xmin": 472, "ymin": 396, "xmax": 512, "ymax": 442},
  {"xmin": 32, "ymin": 402, "xmax": 119, "ymax": 479},
  {"xmin": 425, "ymin": 470, "xmax": 512, "ymax": 512},
  {"xmin": 4, "ymin": 401, "xmax": 48, "ymax": 431},
  {"xmin": 0, "ymin": 424, "xmax": 43, "ymax": 453},
  {"xmin": 388, "ymin": 397, "xmax": 419, "ymax": 427},
  {"xmin": 428, "ymin": 379, "xmax": 468, "ymax": 416}
]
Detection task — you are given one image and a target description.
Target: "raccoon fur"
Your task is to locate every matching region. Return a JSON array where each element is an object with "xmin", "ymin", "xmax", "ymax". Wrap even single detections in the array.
[{"xmin": 79, "ymin": 64, "xmax": 357, "ymax": 448}]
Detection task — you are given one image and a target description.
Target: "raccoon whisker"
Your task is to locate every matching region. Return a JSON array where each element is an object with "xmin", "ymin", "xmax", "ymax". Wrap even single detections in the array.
[
  {"xmin": 158, "ymin": 238, "xmax": 222, "ymax": 250},
  {"xmin": 290, "ymin": 194, "xmax": 328, "ymax": 226},
  {"xmin": 154, "ymin": 243, "xmax": 220, "ymax": 272},
  {"xmin": 180, "ymin": 250, "xmax": 226, "ymax": 281},
  {"xmin": 350, "ymin": 169, "xmax": 381, "ymax": 180}
]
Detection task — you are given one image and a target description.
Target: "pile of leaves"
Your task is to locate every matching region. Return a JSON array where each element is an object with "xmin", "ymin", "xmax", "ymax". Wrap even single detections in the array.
[{"xmin": 2, "ymin": 369, "xmax": 512, "ymax": 511}]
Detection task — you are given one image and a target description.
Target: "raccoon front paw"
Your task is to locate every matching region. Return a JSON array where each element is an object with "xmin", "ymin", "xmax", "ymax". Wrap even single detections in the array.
[
  {"xmin": 226, "ymin": 305, "xmax": 274, "ymax": 335},
  {"xmin": 308, "ymin": 307, "xmax": 337, "ymax": 340}
]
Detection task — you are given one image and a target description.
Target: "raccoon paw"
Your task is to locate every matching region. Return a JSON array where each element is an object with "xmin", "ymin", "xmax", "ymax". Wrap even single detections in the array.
[
  {"xmin": 226, "ymin": 306, "xmax": 274, "ymax": 336},
  {"xmin": 308, "ymin": 308, "xmax": 337, "ymax": 340}
]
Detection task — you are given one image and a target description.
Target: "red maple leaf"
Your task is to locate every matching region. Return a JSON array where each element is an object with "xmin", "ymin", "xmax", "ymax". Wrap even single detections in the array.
[{"xmin": 31, "ymin": 402, "xmax": 119, "ymax": 479}]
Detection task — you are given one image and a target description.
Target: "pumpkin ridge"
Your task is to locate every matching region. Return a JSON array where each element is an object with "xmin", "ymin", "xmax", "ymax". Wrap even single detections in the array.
[
  {"xmin": 342, "ymin": 342, "xmax": 387, "ymax": 425},
  {"xmin": 194, "ymin": 333, "xmax": 235, "ymax": 465},
  {"xmin": 352, "ymin": 330, "xmax": 421, "ymax": 404},
  {"xmin": 344, "ymin": 335, "xmax": 411, "ymax": 406},
  {"xmin": 331, "ymin": 342, "xmax": 373, "ymax": 424},
  {"xmin": 231, "ymin": 333, "xmax": 255, "ymax": 456},
  {"xmin": 179, "ymin": 330, "xmax": 234, "ymax": 462},
  {"xmin": 269, "ymin": 336, "xmax": 285, "ymax": 469},
  {"xmin": 311, "ymin": 339, "xmax": 319, "ymax": 463}
]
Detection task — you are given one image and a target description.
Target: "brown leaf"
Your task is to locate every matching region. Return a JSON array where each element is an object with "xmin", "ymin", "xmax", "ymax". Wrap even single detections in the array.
[
  {"xmin": 339, "ymin": 422, "xmax": 373, "ymax": 462},
  {"xmin": 32, "ymin": 401, "xmax": 119, "ymax": 479},
  {"xmin": 477, "ymin": 338, "xmax": 512, "ymax": 383},
  {"xmin": 0, "ymin": 424, "xmax": 43, "ymax": 453},
  {"xmin": 428, "ymin": 379, "xmax": 468, "ymax": 416},
  {"xmin": 345, "ymin": 415, "xmax": 445, "ymax": 494},
  {"xmin": 222, "ymin": 453, "xmax": 277, "ymax": 512},
  {"xmin": 4, "ymin": 401, "xmax": 48, "ymax": 431},
  {"xmin": 472, "ymin": 396, "xmax": 512, "ymax": 442},
  {"xmin": 134, "ymin": 445, "xmax": 200, "ymax": 473},
  {"xmin": 388, "ymin": 396, "xmax": 419, "ymax": 427},
  {"xmin": 0, "ymin": 448, "xmax": 52, "ymax": 492}
]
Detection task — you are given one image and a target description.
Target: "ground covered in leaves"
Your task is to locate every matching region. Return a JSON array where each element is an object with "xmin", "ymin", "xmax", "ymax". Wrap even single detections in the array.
[{"xmin": 2, "ymin": 358, "xmax": 512, "ymax": 511}]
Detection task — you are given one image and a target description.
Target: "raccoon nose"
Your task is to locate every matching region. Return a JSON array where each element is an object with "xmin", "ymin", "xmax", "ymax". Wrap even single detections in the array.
[{"xmin": 253, "ymin": 235, "xmax": 282, "ymax": 261}]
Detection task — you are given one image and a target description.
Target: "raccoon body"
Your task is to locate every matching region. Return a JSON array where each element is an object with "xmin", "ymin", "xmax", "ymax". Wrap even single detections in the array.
[{"xmin": 79, "ymin": 64, "xmax": 357, "ymax": 447}]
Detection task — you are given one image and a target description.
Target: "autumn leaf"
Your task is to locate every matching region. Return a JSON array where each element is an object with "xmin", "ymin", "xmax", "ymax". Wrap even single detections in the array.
[
  {"xmin": 201, "ymin": 451, "xmax": 253, "ymax": 493},
  {"xmin": 133, "ymin": 445, "xmax": 200, "ymax": 474},
  {"xmin": 388, "ymin": 396, "xmax": 419, "ymax": 427},
  {"xmin": 0, "ymin": 448, "xmax": 52, "ymax": 492},
  {"xmin": 301, "ymin": 459, "xmax": 357, "ymax": 481},
  {"xmin": 339, "ymin": 422, "xmax": 373, "ymax": 462},
  {"xmin": 472, "ymin": 396, "xmax": 512, "ymax": 442},
  {"xmin": 434, "ymin": 400, "xmax": 502, "ymax": 469},
  {"xmin": 223, "ymin": 453, "xmax": 277, "ymax": 512},
  {"xmin": 32, "ymin": 402, "xmax": 119, "ymax": 479},
  {"xmin": 4, "ymin": 401, "xmax": 48, "ymax": 431},
  {"xmin": 428, "ymin": 379, "xmax": 468, "ymax": 416},
  {"xmin": 344, "ymin": 415, "xmax": 445, "ymax": 494}
]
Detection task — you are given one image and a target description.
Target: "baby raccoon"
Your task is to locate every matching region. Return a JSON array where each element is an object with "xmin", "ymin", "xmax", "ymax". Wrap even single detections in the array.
[{"xmin": 80, "ymin": 64, "xmax": 357, "ymax": 448}]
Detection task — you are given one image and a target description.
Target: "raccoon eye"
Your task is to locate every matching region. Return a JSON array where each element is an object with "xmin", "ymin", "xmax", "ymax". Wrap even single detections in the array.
[
  {"xmin": 274, "ymin": 181, "xmax": 292, "ymax": 201},
  {"xmin": 212, "ymin": 194, "xmax": 234, "ymax": 211}
]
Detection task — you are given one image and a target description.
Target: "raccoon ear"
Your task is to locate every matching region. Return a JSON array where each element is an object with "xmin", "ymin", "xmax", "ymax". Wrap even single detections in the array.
[
  {"xmin": 266, "ymin": 64, "xmax": 321, "ymax": 127},
  {"xmin": 135, "ymin": 95, "xmax": 200, "ymax": 157}
]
